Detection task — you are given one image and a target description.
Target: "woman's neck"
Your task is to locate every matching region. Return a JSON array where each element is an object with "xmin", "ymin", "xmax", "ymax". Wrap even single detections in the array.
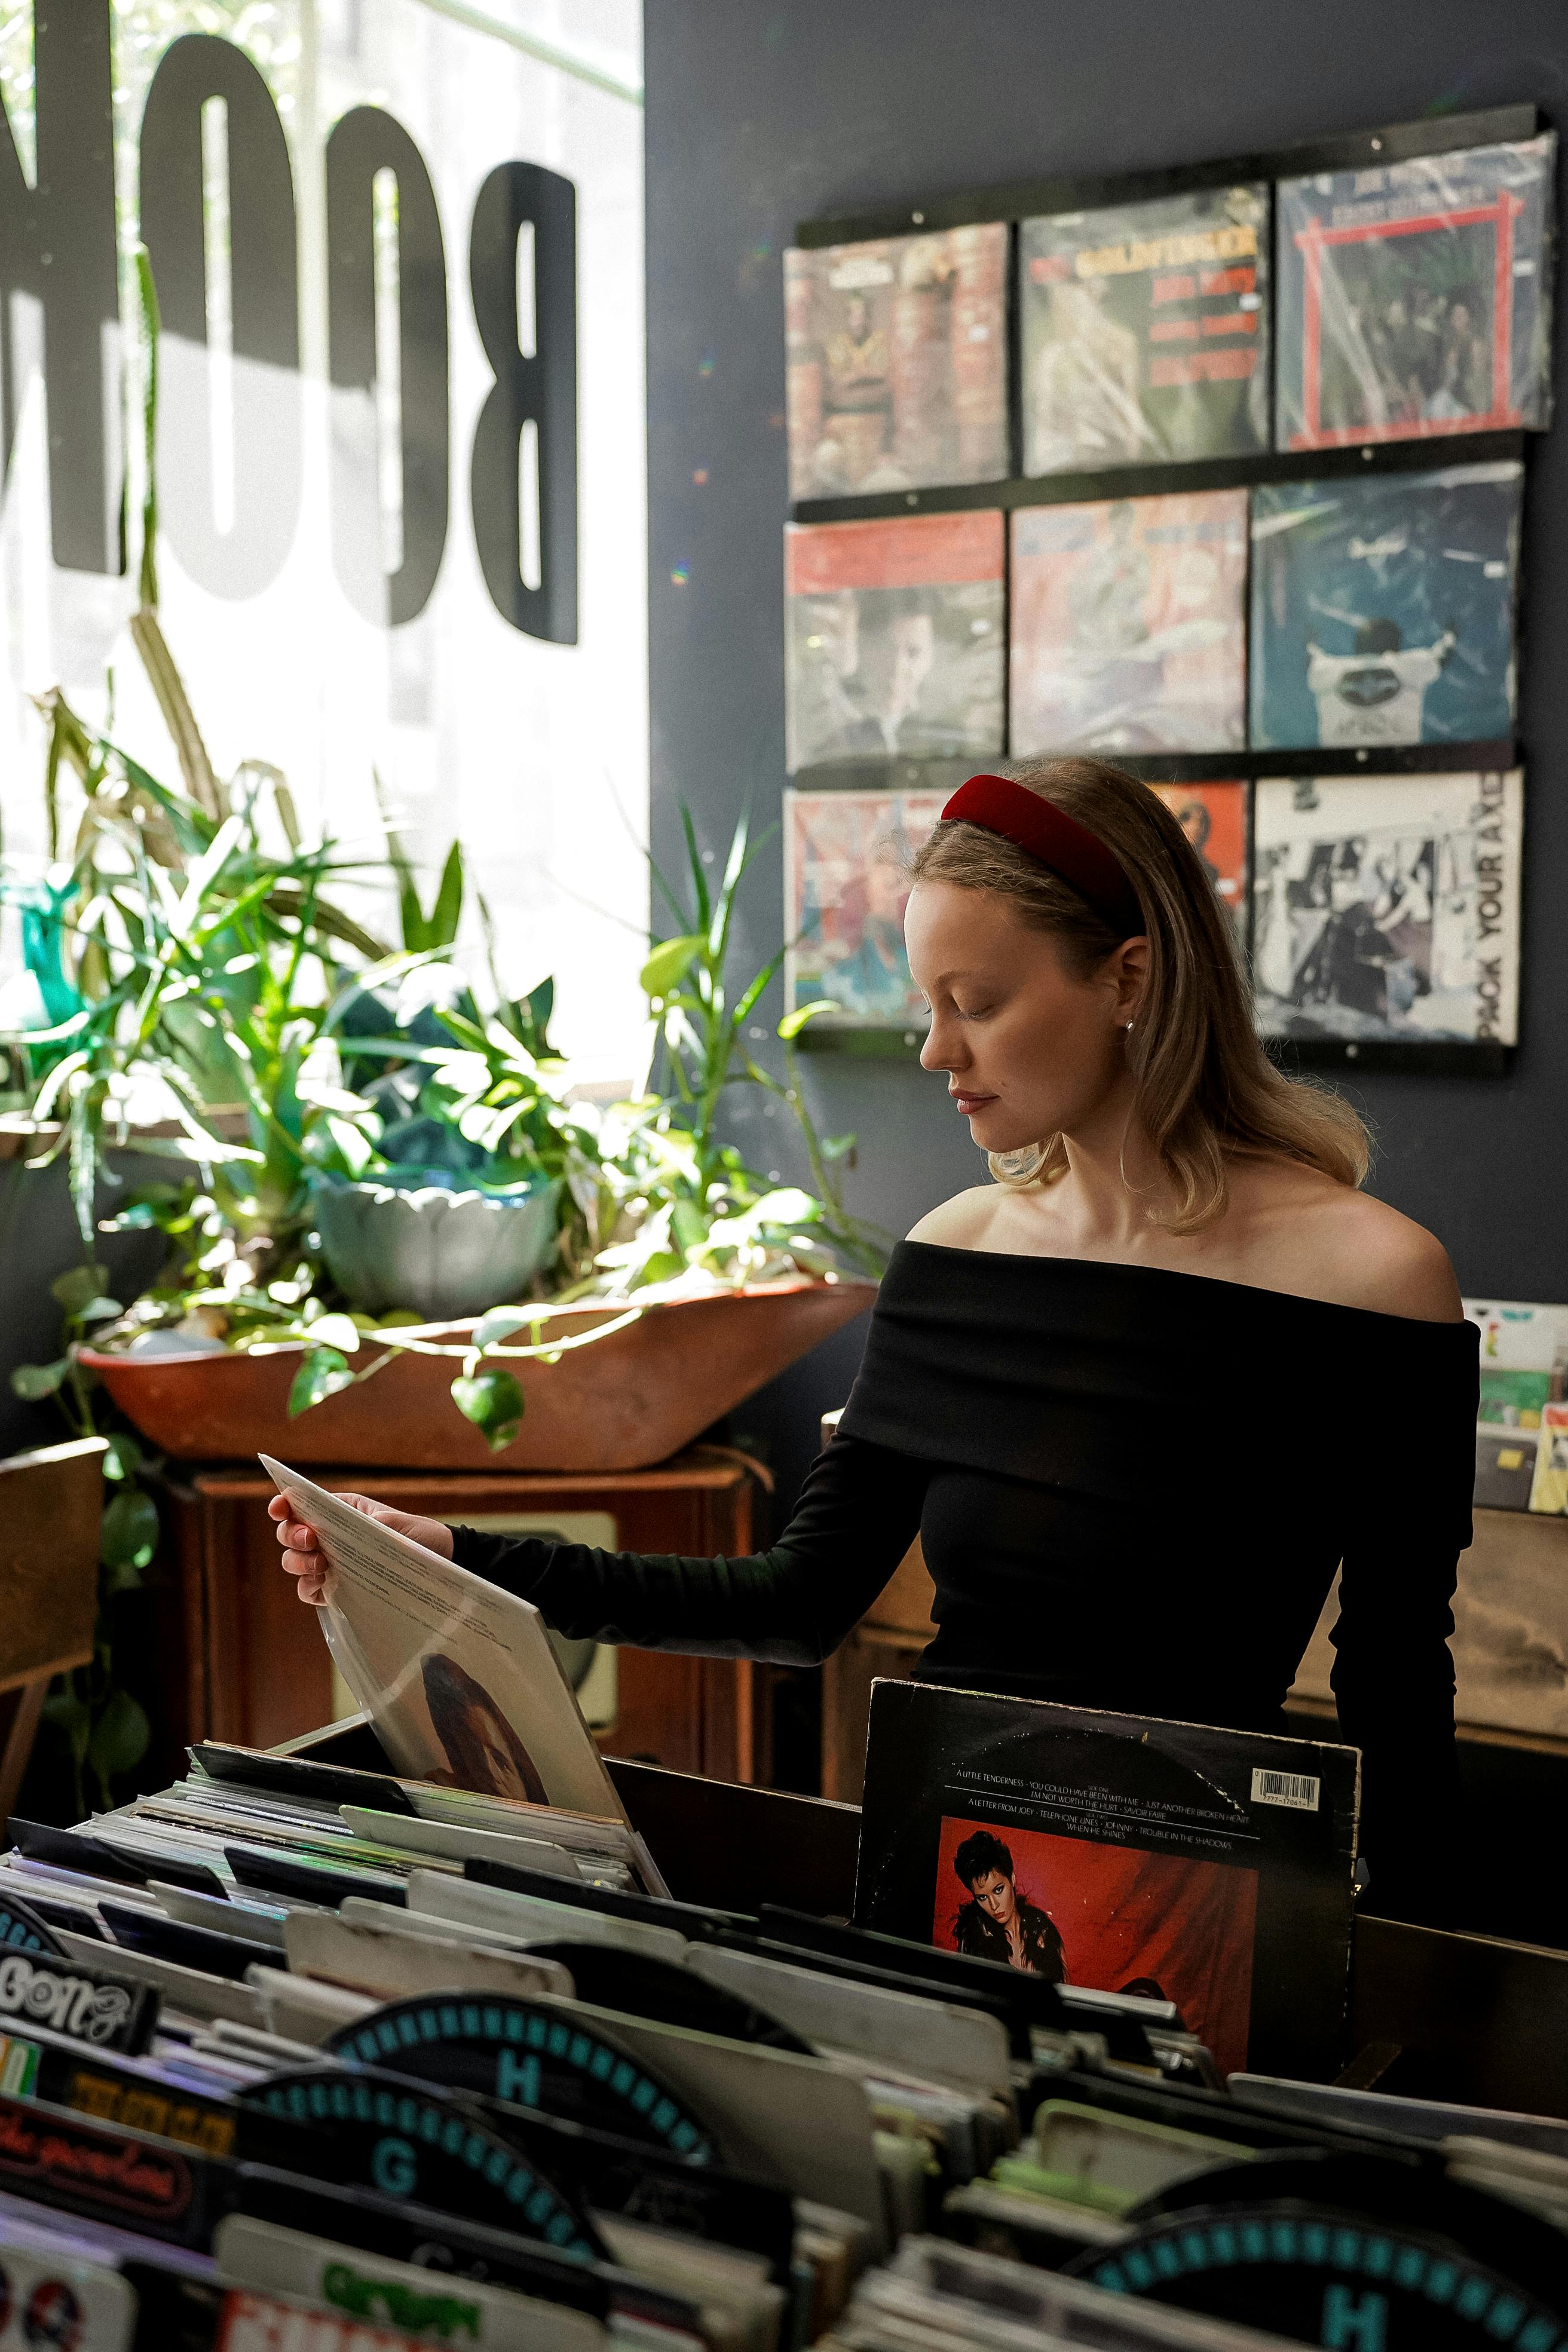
[{"xmin": 1054, "ymin": 1103, "xmax": 1170, "ymax": 1248}]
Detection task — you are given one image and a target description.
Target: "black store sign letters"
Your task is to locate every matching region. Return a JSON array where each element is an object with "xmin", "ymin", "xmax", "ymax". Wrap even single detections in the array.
[{"xmin": 0, "ymin": 0, "xmax": 578, "ymax": 642}]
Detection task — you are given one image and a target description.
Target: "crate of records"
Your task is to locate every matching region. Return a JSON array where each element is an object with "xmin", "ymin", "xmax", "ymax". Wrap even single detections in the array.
[{"xmin": 8, "ymin": 1460, "xmax": 1568, "ymax": 2348}]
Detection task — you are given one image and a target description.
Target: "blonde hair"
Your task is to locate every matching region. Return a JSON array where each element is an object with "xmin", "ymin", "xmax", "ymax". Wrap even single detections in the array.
[{"xmin": 908, "ymin": 757, "xmax": 1369, "ymax": 1233}]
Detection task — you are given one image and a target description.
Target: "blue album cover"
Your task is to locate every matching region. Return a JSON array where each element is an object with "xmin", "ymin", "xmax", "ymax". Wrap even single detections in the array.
[{"xmin": 1248, "ymin": 463, "xmax": 1521, "ymax": 751}]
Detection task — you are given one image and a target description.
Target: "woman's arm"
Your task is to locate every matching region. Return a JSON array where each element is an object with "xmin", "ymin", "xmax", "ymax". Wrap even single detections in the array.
[
  {"xmin": 275, "ymin": 1434, "xmax": 931, "ymax": 1668},
  {"xmin": 449, "ymin": 1432, "xmax": 929, "ymax": 1665}
]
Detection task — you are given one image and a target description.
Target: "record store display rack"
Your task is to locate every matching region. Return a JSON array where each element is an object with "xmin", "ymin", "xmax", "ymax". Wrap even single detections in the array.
[
  {"xmin": 780, "ymin": 104, "xmax": 1554, "ymax": 1076},
  {"xmin": 4, "ymin": 1714, "xmax": 1568, "ymax": 2351}
]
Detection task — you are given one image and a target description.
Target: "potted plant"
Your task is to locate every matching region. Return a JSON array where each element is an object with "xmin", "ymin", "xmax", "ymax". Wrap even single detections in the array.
[{"xmin": 7, "ymin": 255, "xmax": 883, "ymax": 1477}]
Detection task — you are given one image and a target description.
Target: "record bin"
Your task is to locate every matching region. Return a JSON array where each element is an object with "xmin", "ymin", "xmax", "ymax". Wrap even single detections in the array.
[{"xmin": 286, "ymin": 1713, "xmax": 1568, "ymax": 2126}]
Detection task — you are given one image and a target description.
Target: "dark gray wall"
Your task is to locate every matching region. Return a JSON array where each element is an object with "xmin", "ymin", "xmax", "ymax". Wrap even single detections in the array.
[{"xmin": 643, "ymin": 0, "xmax": 1568, "ymax": 1509}]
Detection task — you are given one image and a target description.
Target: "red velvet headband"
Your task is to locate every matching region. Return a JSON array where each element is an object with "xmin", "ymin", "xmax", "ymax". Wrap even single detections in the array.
[{"xmin": 940, "ymin": 774, "xmax": 1143, "ymax": 938}]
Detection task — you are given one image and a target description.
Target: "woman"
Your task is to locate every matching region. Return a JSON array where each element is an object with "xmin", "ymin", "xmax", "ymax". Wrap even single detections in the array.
[
  {"xmin": 950, "ymin": 1830, "xmax": 1067, "ymax": 1981},
  {"xmin": 273, "ymin": 758, "xmax": 1477, "ymax": 1916}
]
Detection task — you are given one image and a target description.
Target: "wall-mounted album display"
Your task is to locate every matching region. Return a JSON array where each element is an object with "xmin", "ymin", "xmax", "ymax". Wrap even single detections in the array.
[
  {"xmin": 784, "ymin": 787, "xmax": 945, "ymax": 1027},
  {"xmin": 1275, "ymin": 135, "xmax": 1557, "ymax": 449},
  {"xmin": 784, "ymin": 226, "xmax": 1010, "ymax": 500},
  {"xmin": 1019, "ymin": 185, "xmax": 1270, "ymax": 474},
  {"xmin": 1149, "ymin": 780, "xmax": 1250, "ymax": 947},
  {"xmin": 1248, "ymin": 461, "xmax": 1522, "ymax": 751},
  {"xmin": 1251, "ymin": 768, "xmax": 1522, "ymax": 1046},
  {"xmin": 1009, "ymin": 489, "xmax": 1248, "ymax": 756},
  {"xmin": 785, "ymin": 512, "xmax": 1006, "ymax": 771}
]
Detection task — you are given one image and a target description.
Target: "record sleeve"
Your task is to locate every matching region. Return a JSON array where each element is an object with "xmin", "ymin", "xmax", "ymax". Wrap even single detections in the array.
[
  {"xmin": 1248, "ymin": 463, "xmax": 1522, "ymax": 751},
  {"xmin": 783, "ymin": 786, "xmax": 944, "ymax": 1028},
  {"xmin": 1275, "ymin": 134, "xmax": 1557, "ymax": 449},
  {"xmin": 1251, "ymin": 770, "xmax": 1522, "ymax": 1045},
  {"xmin": 1464, "ymin": 1297, "xmax": 1568, "ymax": 1376},
  {"xmin": 1471, "ymin": 1431, "xmax": 1536, "ymax": 1513},
  {"xmin": 258, "ymin": 1460, "xmax": 626, "ymax": 1830},
  {"xmin": 1148, "ymin": 781, "xmax": 1249, "ymax": 950},
  {"xmin": 1020, "ymin": 184, "xmax": 1270, "ymax": 474},
  {"xmin": 1527, "ymin": 1405, "xmax": 1568, "ymax": 1517},
  {"xmin": 1009, "ymin": 491, "xmax": 1247, "ymax": 756},
  {"xmin": 784, "ymin": 226, "xmax": 1009, "ymax": 500},
  {"xmin": 854, "ymin": 1682, "xmax": 1359, "ymax": 2082},
  {"xmin": 785, "ymin": 512, "xmax": 1005, "ymax": 771}
]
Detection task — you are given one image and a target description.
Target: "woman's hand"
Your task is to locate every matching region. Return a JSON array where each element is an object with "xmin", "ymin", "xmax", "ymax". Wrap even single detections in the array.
[{"xmin": 269, "ymin": 1490, "xmax": 455, "ymax": 1606}]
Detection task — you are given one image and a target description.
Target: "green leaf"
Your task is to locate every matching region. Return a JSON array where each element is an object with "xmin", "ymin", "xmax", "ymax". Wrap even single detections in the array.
[
  {"xmin": 777, "ymin": 999, "xmax": 837, "ymax": 1041},
  {"xmin": 11, "ymin": 1360, "xmax": 68, "ymax": 1401},
  {"xmin": 751, "ymin": 1187, "xmax": 820, "ymax": 1227},
  {"xmin": 75, "ymin": 1296, "xmax": 124, "ymax": 1324},
  {"xmin": 288, "ymin": 1346, "xmax": 355, "ymax": 1416},
  {"xmin": 471, "ymin": 1306, "xmax": 535, "ymax": 1352},
  {"xmin": 669, "ymin": 1198, "xmax": 709, "ymax": 1258},
  {"xmin": 102, "ymin": 1434, "xmax": 145, "ymax": 1481},
  {"xmin": 306, "ymin": 1313, "xmax": 362, "ymax": 1355},
  {"xmin": 639, "ymin": 935, "xmax": 705, "ymax": 1001},
  {"xmin": 632, "ymin": 1250, "xmax": 684, "ymax": 1290},
  {"xmin": 822, "ymin": 1132, "xmax": 856, "ymax": 1161},
  {"xmin": 51, "ymin": 1263, "xmax": 111, "ymax": 1314},
  {"xmin": 100, "ymin": 1487, "xmax": 160, "ymax": 1573},
  {"xmin": 86, "ymin": 1687, "xmax": 151, "ymax": 1787},
  {"xmin": 451, "ymin": 1369, "xmax": 524, "ymax": 1451},
  {"xmin": 430, "ymin": 841, "xmax": 465, "ymax": 947}
]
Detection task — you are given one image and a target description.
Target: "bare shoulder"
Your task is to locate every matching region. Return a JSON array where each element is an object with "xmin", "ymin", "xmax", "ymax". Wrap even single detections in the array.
[
  {"xmin": 906, "ymin": 1187, "xmax": 1010, "ymax": 1249},
  {"xmin": 1324, "ymin": 1193, "xmax": 1464, "ymax": 1322},
  {"xmin": 1227, "ymin": 1157, "xmax": 1462, "ymax": 1322},
  {"xmin": 1283, "ymin": 1183, "xmax": 1463, "ymax": 1322}
]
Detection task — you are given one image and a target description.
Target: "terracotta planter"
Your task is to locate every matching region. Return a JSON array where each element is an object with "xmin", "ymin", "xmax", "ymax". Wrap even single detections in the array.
[{"xmin": 79, "ymin": 1276, "xmax": 877, "ymax": 1472}]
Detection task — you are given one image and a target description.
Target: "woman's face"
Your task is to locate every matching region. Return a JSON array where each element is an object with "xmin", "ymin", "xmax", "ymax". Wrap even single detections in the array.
[
  {"xmin": 468, "ymin": 1702, "xmax": 534, "ymax": 1804},
  {"xmin": 906, "ymin": 880, "xmax": 1132, "ymax": 1156},
  {"xmin": 969, "ymin": 1868, "xmax": 1018, "ymax": 1925}
]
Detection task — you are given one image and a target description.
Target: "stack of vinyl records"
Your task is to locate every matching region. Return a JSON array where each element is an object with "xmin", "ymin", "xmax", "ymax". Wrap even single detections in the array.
[
  {"xmin": 3, "ymin": 1729, "xmax": 1568, "ymax": 2349},
  {"xmin": 2, "ymin": 1472, "xmax": 1564, "ymax": 2348},
  {"xmin": 0, "ymin": 1728, "xmax": 1195, "ymax": 2352}
]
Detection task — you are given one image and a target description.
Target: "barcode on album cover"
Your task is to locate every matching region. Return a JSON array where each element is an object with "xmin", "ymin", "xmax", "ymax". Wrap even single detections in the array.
[{"xmin": 1251, "ymin": 1766, "xmax": 1321, "ymax": 1812}]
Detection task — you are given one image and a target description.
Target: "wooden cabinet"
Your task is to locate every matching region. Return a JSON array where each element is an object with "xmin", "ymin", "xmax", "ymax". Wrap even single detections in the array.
[
  {"xmin": 0, "ymin": 1438, "xmax": 103, "ymax": 1816},
  {"xmin": 160, "ymin": 1450, "xmax": 768, "ymax": 1788}
]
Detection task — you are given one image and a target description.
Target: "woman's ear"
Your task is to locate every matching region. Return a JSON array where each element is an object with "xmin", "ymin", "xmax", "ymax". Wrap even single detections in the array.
[{"xmin": 1108, "ymin": 935, "xmax": 1150, "ymax": 1025}]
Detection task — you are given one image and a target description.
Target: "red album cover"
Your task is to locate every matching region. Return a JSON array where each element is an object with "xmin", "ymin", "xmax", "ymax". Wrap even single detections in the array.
[
  {"xmin": 785, "ymin": 513, "xmax": 1005, "ymax": 771},
  {"xmin": 1150, "ymin": 779, "xmax": 1249, "ymax": 947},
  {"xmin": 931, "ymin": 1814, "xmax": 1257, "ymax": 2078},
  {"xmin": 856, "ymin": 1682, "xmax": 1359, "ymax": 2082}
]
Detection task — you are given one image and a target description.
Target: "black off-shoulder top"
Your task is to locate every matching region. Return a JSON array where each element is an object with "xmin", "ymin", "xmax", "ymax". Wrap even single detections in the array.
[{"xmin": 452, "ymin": 1241, "xmax": 1480, "ymax": 1911}]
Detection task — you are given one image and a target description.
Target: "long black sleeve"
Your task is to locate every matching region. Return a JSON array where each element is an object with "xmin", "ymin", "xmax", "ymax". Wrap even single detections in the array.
[
  {"xmin": 1328, "ymin": 1346, "xmax": 1477, "ymax": 1921},
  {"xmin": 448, "ymin": 1432, "xmax": 930, "ymax": 1666}
]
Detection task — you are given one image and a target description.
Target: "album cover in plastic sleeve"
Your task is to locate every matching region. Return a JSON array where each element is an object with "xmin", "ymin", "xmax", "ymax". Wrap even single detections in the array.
[
  {"xmin": 785, "ymin": 511, "xmax": 1005, "ymax": 771},
  {"xmin": 1010, "ymin": 490, "xmax": 1247, "ymax": 755},
  {"xmin": 1249, "ymin": 463, "xmax": 1522, "ymax": 751},
  {"xmin": 1149, "ymin": 780, "xmax": 1250, "ymax": 950},
  {"xmin": 785, "ymin": 225, "xmax": 1009, "ymax": 500},
  {"xmin": 784, "ymin": 786, "xmax": 945, "ymax": 1027},
  {"xmin": 1251, "ymin": 769, "xmax": 1522, "ymax": 1045},
  {"xmin": 1475, "ymin": 1426, "xmax": 1538, "ymax": 1512},
  {"xmin": 1020, "ymin": 184, "xmax": 1270, "ymax": 474},
  {"xmin": 855, "ymin": 1682, "xmax": 1358, "ymax": 2080},
  {"xmin": 1465, "ymin": 1297, "xmax": 1568, "ymax": 1377},
  {"xmin": 1276, "ymin": 134, "xmax": 1556, "ymax": 449}
]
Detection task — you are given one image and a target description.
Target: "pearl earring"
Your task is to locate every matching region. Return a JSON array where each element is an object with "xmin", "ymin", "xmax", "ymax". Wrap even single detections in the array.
[{"xmin": 1124, "ymin": 1019, "xmax": 1134, "ymax": 1033}]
